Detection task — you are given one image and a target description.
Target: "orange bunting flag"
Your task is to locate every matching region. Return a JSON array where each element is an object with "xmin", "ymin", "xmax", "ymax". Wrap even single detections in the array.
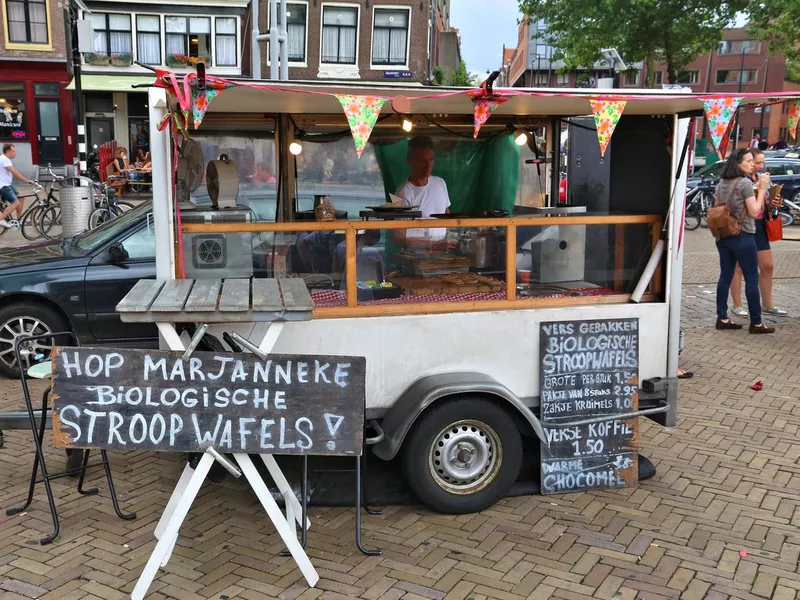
[{"xmin": 590, "ymin": 99, "xmax": 627, "ymax": 157}]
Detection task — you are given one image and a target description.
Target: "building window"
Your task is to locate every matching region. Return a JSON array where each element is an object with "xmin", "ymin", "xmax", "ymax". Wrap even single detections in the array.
[
  {"xmin": 284, "ymin": 3, "xmax": 307, "ymax": 62},
  {"xmin": 321, "ymin": 6, "xmax": 357, "ymax": 64},
  {"xmin": 780, "ymin": 127, "xmax": 787, "ymax": 140},
  {"xmin": 6, "ymin": 0, "xmax": 48, "ymax": 44},
  {"xmin": 136, "ymin": 15, "xmax": 161, "ymax": 65},
  {"xmin": 653, "ymin": 71, "xmax": 663, "ymax": 86},
  {"xmin": 534, "ymin": 72, "xmax": 548, "ymax": 86},
  {"xmin": 718, "ymin": 40, "xmax": 760, "ymax": 55},
  {"xmin": 623, "ymin": 70, "xmax": 639, "ymax": 86},
  {"xmin": 33, "ymin": 82, "xmax": 59, "ymax": 95},
  {"xmin": 85, "ymin": 92, "xmax": 114, "ymax": 113},
  {"xmin": 91, "ymin": 13, "xmax": 132, "ymax": 55},
  {"xmin": 215, "ymin": 17, "xmax": 237, "ymax": 66},
  {"xmin": 0, "ymin": 83, "xmax": 27, "ymax": 141},
  {"xmin": 535, "ymin": 43, "xmax": 549, "ymax": 57},
  {"xmin": 556, "ymin": 72, "xmax": 569, "ymax": 86},
  {"xmin": 372, "ymin": 8, "xmax": 409, "ymax": 66},
  {"xmin": 716, "ymin": 69, "xmax": 757, "ymax": 85},
  {"xmin": 751, "ymin": 128, "xmax": 768, "ymax": 142},
  {"xmin": 676, "ymin": 70, "xmax": 699, "ymax": 84},
  {"xmin": 166, "ymin": 16, "xmax": 212, "ymax": 64}
]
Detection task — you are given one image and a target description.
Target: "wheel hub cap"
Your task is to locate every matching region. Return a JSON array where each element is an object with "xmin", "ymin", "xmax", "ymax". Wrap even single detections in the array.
[
  {"xmin": 0, "ymin": 317, "xmax": 53, "ymax": 372},
  {"xmin": 428, "ymin": 419, "xmax": 502, "ymax": 494}
]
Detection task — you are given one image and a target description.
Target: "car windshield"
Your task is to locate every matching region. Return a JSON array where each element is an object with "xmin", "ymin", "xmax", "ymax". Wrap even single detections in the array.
[
  {"xmin": 72, "ymin": 202, "xmax": 152, "ymax": 253},
  {"xmin": 694, "ymin": 161, "xmax": 723, "ymax": 179}
]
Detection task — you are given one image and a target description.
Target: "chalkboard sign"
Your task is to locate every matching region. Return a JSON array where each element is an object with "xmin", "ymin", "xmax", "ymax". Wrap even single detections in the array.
[
  {"xmin": 539, "ymin": 318, "xmax": 639, "ymax": 494},
  {"xmin": 51, "ymin": 347, "xmax": 366, "ymax": 456}
]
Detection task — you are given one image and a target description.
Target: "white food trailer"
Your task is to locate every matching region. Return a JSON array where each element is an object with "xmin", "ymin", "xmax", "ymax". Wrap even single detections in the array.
[{"xmin": 138, "ymin": 73, "xmax": 791, "ymax": 513}]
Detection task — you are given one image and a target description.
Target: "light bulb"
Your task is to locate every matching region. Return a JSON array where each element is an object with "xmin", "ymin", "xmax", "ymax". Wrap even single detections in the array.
[
  {"xmin": 401, "ymin": 118, "xmax": 413, "ymax": 132},
  {"xmin": 289, "ymin": 141, "xmax": 303, "ymax": 155},
  {"xmin": 514, "ymin": 130, "xmax": 528, "ymax": 146}
]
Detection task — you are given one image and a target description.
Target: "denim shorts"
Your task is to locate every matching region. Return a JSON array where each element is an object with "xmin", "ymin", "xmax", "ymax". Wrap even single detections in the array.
[
  {"xmin": 0, "ymin": 185, "xmax": 19, "ymax": 205},
  {"xmin": 754, "ymin": 217, "xmax": 770, "ymax": 252}
]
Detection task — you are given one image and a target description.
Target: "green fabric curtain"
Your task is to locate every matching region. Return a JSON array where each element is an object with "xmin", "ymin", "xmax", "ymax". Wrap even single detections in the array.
[{"xmin": 373, "ymin": 135, "xmax": 520, "ymax": 213}]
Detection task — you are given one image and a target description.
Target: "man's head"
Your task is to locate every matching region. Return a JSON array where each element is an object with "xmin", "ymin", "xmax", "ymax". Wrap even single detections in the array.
[
  {"xmin": 754, "ymin": 133, "xmax": 761, "ymax": 140},
  {"xmin": 407, "ymin": 136, "xmax": 436, "ymax": 179},
  {"xmin": 2, "ymin": 144, "xmax": 15, "ymax": 159}
]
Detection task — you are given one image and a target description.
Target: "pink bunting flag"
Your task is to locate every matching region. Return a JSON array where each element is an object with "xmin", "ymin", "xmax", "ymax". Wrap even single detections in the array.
[
  {"xmin": 335, "ymin": 95, "xmax": 389, "ymax": 157},
  {"xmin": 701, "ymin": 97, "xmax": 742, "ymax": 155},
  {"xmin": 469, "ymin": 92, "xmax": 509, "ymax": 138},
  {"xmin": 590, "ymin": 99, "xmax": 627, "ymax": 157},
  {"xmin": 788, "ymin": 100, "xmax": 800, "ymax": 141}
]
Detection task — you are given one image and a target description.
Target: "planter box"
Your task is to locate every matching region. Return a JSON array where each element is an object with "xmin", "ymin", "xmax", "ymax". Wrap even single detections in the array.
[{"xmin": 84, "ymin": 53, "xmax": 110, "ymax": 66}]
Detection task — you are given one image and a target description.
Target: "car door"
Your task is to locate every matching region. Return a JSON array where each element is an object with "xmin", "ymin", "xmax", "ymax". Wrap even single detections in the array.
[{"xmin": 84, "ymin": 219, "xmax": 158, "ymax": 342}]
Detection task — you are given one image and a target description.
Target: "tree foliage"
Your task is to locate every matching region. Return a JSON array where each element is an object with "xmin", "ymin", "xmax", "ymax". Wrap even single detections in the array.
[
  {"xmin": 748, "ymin": 0, "xmax": 800, "ymax": 63},
  {"xmin": 449, "ymin": 60, "xmax": 478, "ymax": 87},
  {"xmin": 518, "ymin": 0, "xmax": 746, "ymax": 84}
]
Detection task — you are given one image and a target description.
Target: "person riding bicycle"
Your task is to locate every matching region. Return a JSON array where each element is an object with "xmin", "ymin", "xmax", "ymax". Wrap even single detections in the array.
[{"xmin": 0, "ymin": 143, "xmax": 36, "ymax": 229}]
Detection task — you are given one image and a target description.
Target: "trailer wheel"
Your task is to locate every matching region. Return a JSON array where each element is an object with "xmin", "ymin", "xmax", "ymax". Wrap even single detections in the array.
[{"xmin": 401, "ymin": 397, "xmax": 522, "ymax": 514}]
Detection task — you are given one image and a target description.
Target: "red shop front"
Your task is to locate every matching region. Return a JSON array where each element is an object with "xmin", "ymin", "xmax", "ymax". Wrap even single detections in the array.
[{"xmin": 0, "ymin": 62, "xmax": 76, "ymax": 177}]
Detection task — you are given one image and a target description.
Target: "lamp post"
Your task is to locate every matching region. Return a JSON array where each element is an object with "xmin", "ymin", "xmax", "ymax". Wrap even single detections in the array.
[{"xmin": 66, "ymin": 0, "xmax": 88, "ymax": 175}]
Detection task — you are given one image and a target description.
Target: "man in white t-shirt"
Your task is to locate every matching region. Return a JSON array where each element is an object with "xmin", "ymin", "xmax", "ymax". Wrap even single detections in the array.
[
  {"xmin": 393, "ymin": 136, "xmax": 455, "ymax": 249},
  {"xmin": 0, "ymin": 144, "xmax": 35, "ymax": 228}
]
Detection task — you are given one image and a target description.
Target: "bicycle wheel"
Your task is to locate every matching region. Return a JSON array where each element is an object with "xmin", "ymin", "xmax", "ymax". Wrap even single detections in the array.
[
  {"xmin": 21, "ymin": 206, "xmax": 45, "ymax": 241},
  {"xmin": 115, "ymin": 201, "xmax": 135, "ymax": 213},
  {"xmin": 699, "ymin": 191, "xmax": 714, "ymax": 228},
  {"xmin": 684, "ymin": 203, "xmax": 701, "ymax": 231},
  {"xmin": 88, "ymin": 207, "xmax": 113, "ymax": 230},
  {"xmin": 39, "ymin": 206, "xmax": 63, "ymax": 239}
]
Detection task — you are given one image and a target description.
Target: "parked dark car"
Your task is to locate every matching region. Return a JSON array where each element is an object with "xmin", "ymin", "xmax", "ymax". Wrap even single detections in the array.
[
  {"xmin": 687, "ymin": 158, "xmax": 800, "ymax": 204},
  {"xmin": 0, "ymin": 203, "xmax": 160, "ymax": 377}
]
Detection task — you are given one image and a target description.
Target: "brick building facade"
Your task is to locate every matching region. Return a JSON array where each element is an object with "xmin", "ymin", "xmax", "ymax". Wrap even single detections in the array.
[
  {"xmin": 259, "ymin": 0, "xmax": 454, "ymax": 83},
  {"xmin": 0, "ymin": 0, "xmax": 76, "ymax": 176}
]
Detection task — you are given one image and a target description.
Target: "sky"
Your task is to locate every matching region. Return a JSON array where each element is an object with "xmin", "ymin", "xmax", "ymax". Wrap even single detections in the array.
[{"xmin": 450, "ymin": 0, "xmax": 523, "ymax": 78}]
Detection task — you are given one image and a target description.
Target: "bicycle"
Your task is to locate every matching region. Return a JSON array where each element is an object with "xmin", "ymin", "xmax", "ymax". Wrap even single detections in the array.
[
  {"xmin": 88, "ymin": 183, "xmax": 134, "ymax": 230},
  {"xmin": 0, "ymin": 182, "xmax": 56, "ymax": 240},
  {"xmin": 684, "ymin": 180, "xmax": 716, "ymax": 231}
]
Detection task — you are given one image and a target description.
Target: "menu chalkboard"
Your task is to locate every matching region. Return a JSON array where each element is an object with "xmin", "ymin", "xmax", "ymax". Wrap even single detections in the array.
[{"xmin": 539, "ymin": 318, "xmax": 639, "ymax": 494}]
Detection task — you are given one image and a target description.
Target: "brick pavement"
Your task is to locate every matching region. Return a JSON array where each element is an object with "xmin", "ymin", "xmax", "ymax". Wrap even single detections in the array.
[{"xmin": 0, "ymin": 233, "xmax": 799, "ymax": 599}]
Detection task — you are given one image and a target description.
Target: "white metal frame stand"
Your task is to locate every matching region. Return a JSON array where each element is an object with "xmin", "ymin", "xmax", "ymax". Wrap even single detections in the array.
[{"xmin": 131, "ymin": 322, "xmax": 318, "ymax": 600}]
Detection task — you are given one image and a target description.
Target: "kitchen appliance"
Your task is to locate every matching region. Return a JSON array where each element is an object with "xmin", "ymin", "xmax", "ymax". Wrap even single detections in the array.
[
  {"xmin": 181, "ymin": 206, "xmax": 254, "ymax": 279},
  {"xmin": 206, "ymin": 154, "xmax": 239, "ymax": 209},
  {"xmin": 458, "ymin": 229, "xmax": 505, "ymax": 271}
]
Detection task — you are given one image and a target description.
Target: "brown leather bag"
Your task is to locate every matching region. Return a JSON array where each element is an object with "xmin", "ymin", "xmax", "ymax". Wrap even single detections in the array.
[{"xmin": 707, "ymin": 178, "xmax": 747, "ymax": 239}]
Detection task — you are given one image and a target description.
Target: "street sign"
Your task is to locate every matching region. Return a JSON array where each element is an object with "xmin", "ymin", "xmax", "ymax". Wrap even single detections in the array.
[{"xmin": 384, "ymin": 71, "xmax": 413, "ymax": 79}]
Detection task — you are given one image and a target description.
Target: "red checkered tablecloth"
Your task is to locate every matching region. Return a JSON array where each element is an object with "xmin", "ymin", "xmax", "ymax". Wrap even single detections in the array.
[{"xmin": 310, "ymin": 287, "xmax": 618, "ymax": 308}]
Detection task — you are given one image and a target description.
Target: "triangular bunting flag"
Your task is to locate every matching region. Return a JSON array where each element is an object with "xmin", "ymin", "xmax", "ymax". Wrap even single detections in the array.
[
  {"xmin": 335, "ymin": 95, "xmax": 388, "ymax": 157},
  {"xmin": 590, "ymin": 99, "xmax": 627, "ymax": 157},
  {"xmin": 788, "ymin": 100, "xmax": 800, "ymax": 141},
  {"xmin": 701, "ymin": 97, "xmax": 742, "ymax": 155},
  {"xmin": 468, "ymin": 92, "xmax": 510, "ymax": 138},
  {"xmin": 191, "ymin": 81, "xmax": 232, "ymax": 130}
]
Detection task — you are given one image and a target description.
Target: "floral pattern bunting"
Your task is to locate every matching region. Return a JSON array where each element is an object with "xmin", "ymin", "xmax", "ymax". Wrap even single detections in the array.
[
  {"xmin": 191, "ymin": 81, "xmax": 233, "ymax": 129},
  {"xmin": 590, "ymin": 99, "xmax": 627, "ymax": 157},
  {"xmin": 701, "ymin": 97, "xmax": 742, "ymax": 155},
  {"xmin": 788, "ymin": 100, "xmax": 800, "ymax": 140},
  {"xmin": 468, "ymin": 92, "xmax": 510, "ymax": 138},
  {"xmin": 335, "ymin": 95, "xmax": 389, "ymax": 157}
]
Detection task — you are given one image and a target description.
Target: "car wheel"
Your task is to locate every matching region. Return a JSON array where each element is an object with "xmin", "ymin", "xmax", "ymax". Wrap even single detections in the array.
[
  {"xmin": 401, "ymin": 397, "xmax": 522, "ymax": 514},
  {"xmin": 0, "ymin": 303, "xmax": 68, "ymax": 378}
]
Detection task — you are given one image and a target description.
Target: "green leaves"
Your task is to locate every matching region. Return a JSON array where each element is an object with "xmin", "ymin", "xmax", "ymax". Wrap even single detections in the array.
[{"xmin": 518, "ymin": 0, "xmax": 743, "ymax": 83}]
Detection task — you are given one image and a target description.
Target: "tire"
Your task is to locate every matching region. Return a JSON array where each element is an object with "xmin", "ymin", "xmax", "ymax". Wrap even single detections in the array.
[
  {"xmin": 88, "ymin": 207, "xmax": 112, "ymax": 230},
  {"xmin": 20, "ymin": 206, "xmax": 45, "ymax": 241},
  {"xmin": 684, "ymin": 204, "xmax": 701, "ymax": 231},
  {"xmin": 39, "ymin": 206, "xmax": 62, "ymax": 240},
  {"xmin": 115, "ymin": 201, "xmax": 135, "ymax": 213},
  {"xmin": 779, "ymin": 211, "xmax": 793, "ymax": 227},
  {"xmin": 0, "ymin": 302, "xmax": 68, "ymax": 378},
  {"xmin": 401, "ymin": 397, "xmax": 522, "ymax": 514}
]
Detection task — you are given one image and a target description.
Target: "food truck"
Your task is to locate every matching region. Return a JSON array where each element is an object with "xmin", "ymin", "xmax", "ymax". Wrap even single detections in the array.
[{"xmin": 137, "ymin": 72, "xmax": 794, "ymax": 513}]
